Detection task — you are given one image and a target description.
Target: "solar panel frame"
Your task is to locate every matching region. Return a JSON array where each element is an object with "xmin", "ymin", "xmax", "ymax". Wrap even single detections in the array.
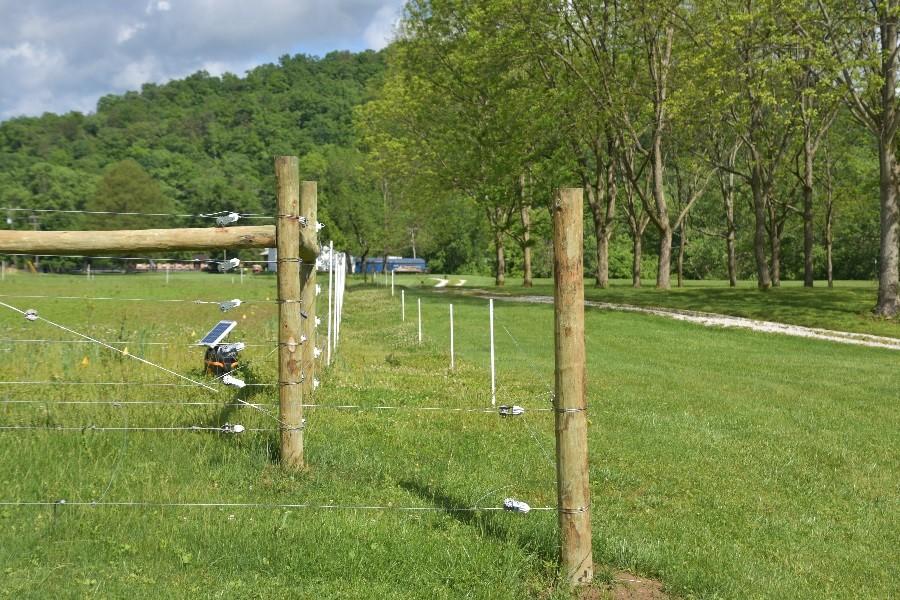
[{"xmin": 197, "ymin": 320, "xmax": 238, "ymax": 347}]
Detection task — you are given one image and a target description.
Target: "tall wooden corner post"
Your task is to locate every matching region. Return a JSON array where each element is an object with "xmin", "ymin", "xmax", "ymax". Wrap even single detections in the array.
[
  {"xmin": 553, "ymin": 187, "xmax": 593, "ymax": 585},
  {"xmin": 275, "ymin": 156, "xmax": 318, "ymax": 469}
]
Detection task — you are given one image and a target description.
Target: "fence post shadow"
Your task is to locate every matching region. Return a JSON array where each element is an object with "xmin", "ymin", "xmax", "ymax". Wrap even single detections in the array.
[{"xmin": 398, "ymin": 479, "xmax": 557, "ymax": 564}]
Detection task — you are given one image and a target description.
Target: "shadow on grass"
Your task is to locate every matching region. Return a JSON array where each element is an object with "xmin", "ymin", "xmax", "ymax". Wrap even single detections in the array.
[{"xmin": 399, "ymin": 479, "xmax": 557, "ymax": 564}]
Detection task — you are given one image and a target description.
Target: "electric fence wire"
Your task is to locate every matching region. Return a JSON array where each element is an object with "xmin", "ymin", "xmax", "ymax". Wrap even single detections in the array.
[
  {"xmin": 0, "ymin": 425, "xmax": 277, "ymax": 432},
  {"xmin": 0, "ymin": 398, "xmax": 556, "ymax": 413},
  {"xmin": 0, "ymin": 339, "xmax": 277, "ymax": 348},
  {"xmin": 0, "ymin": 500, "xmax": 558, "ymax": 513},
  {"xmin": 0, "ymin": 300, "xmax": 218, "ymax": 393},
  {"xmin": 1, "ymin": 254, "xmax": 277, "ymax": 265},
  {"xmin": 0, "ymin": 207, "xmax": 273, "ymax": 220},
  {"xmin": 0, "ymin": 380, "xmax": 277, "ymax": 388},
  {"xmin": 0, "ymin": 293, "xmax": 281, "ymax": 305}
]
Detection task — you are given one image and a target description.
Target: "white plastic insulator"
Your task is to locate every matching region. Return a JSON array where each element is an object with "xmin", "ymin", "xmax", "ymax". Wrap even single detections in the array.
[
  {"xmin": 313, "ymin": 347, "xmax": 322, "ymax": 359},
  {"xmin": 499, "ymin": 405, "xmax": 525, "ymax": 417},
  {"xmin": 219, "ymin": 342, "xmax": 245, "ymax": 353},
  {"xmin": 219, "ymin": 299, "xmax": 242, "ymax": 312},
  {"xmin": 503, "ymin": 498, "xmax": 531, "ymax": 514},
  {"xmin": 216, "ymin": 212, "xmax": 241, "ymax": 227},
  {"xmin": 315, "ymin": 284, "xmax": 322, "ymax": 296},
  {"xmin": 315, "ymin": 317, "xmax": 321, "ymax": 328},
  {"xmin": 313, "ymin": 378, "xmax": 320, "ymax": 390},
  {"xmin": 222, "ymin": 258, "xmax": 241, "ymax": 271},
  {"xmin": 24, "ymin": 309, "xmax": 38, "ymax": 322},
  {"xmin": 299, "ymin": 335, "xmax": 308, "ymax": 344},
  {"xmin": 315, "ymin": 222, "xmax": 325, "ymax": 232},
  {"xmin": 222, "ymin": 374, "xmax": 246, "ymax": 389}
]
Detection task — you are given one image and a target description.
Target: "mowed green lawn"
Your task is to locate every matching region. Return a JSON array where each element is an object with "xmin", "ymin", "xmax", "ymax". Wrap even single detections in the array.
[
  {"xmin": 394, "ymin": 273, "xmax": 900, "ymax": 339},
  {"xmin": 0, "ymin": 272, "xmax": 897, "ymax": 599}
]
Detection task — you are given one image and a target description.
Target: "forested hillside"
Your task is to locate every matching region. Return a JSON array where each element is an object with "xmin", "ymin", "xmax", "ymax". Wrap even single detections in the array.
[{"xmin": 0, "ymin": 51, "xmax": 414, "ymax": 262}]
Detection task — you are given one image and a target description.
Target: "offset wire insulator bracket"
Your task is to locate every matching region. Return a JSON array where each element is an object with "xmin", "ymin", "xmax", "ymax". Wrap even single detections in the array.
[
  {"xmin": 215, "ymin": 212, "xmax": 241, "ymax": 227},
  {"xmin": 219, "ymin": 299, "xmax": 242, "ymax": 312},
  {"xmin": 24, "ymin": 309, "xmax": 38, "ymax": 322},
  {"xmin": 503, "ymin": 498, "xmax": 531, "ymax": 514},
  {"xmin": 220, "ymin": 423, "xmax": 245, "ymax": 434},
  {"xmin": 498, "ymin": 405, "xmax": 525, "ymax": 417},
  {"xmin": 276, "ymin": 214, "xmax": 308, "ymax": 227},
  {"xmin": 222, "ymin": 374, "xmax": 246, "ymax": 389},
  {"xmin": 222, "ymin": 258, "xmax": 241, "ymax": 272}
]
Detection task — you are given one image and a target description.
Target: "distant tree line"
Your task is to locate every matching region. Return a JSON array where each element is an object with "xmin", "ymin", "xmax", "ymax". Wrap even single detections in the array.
[{"xmin": 357, "ymin": 0, "xmax": 897, "ymax": 316}]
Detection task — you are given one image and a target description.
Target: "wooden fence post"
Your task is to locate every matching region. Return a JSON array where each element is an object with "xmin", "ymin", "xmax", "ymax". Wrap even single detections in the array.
[
  {"xmin": 553, "ymin": 187, "xmax": 593, "ymax": 585},
  {"xmin": 276, "ymin": 156, "xmax": 305, "ymax": 469}
]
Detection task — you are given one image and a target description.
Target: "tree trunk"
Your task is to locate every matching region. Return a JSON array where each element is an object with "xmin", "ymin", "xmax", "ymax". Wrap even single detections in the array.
[
  {"xmin": 825, "ymin": 200, "xmax": 834, "ymax": 289},
  {"xmin": 802, "ymin": 142, "xmax": 815, "ymax": 287},
  {"xmin": 586, "ymin": 186, "xmax": 609, "ymax": 288},
  {"xmin": 770, "ymin": 226, "xmax": 781, "ymax": 287},
  {"xmin": 658, "ymin": 224, "xmax": 672, "ymax": 289},
  {"xmin": 718, "ymin": 143, "xmax": 739, "ymax": 287},
  {"xmin": 596, "ymin": 221, "xmax": 609, "ymax": 288},
  {"xmin": 653, "ymin": 135, "xmax": 671, "ymax": 289},
  {"xmin": 521, "ymin": 201, "xmax": 533, "ymax": 288},
  {"xmin": 586, "ymin": 169, "xmax": 616, "ymax": 289},
  {"xmin": 632, "ymin": 233, "xmax": 643, "ymax": 287},
  {"xmin": 875, "ymin": 138, "xmax": 900, "ymax": 316},
  {"xmin": 724, "ymin": 182, "xmax": 737, "ymax": 287},
  {"xmin": 495, "ymin": 229, "xmax": 506, "ymax": 287},
  {"xmin": 677, "ymin": 221, "xmax": 686, "ymax": 288},
  {"xmin": 749, "ymin": 164, "xmax": 772, "ymax": 289}
]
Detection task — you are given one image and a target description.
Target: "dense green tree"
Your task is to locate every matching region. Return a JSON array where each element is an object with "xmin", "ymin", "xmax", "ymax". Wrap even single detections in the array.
[{"xmin": 86, "ymin": 159, "xmax": 174, "ymax": 230}]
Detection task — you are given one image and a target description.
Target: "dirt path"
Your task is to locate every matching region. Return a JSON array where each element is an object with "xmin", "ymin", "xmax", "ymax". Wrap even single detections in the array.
[{"xmin": 474, "ymin": 293, "xmax": 900, "ymax": 351}]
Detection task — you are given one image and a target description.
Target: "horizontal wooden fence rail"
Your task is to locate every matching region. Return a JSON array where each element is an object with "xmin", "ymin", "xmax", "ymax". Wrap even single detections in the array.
[{"xmin": 0, "ymin": 225, "xmax": 318, "ymax": 261}]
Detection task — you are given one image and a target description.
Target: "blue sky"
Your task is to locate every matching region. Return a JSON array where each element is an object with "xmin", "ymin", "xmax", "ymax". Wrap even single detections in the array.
[{"xmin": 0, "ymin": 0, "xmax": 404, "ymax": 120}]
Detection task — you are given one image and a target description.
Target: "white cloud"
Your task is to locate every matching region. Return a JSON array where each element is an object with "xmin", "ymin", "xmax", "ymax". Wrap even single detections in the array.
[
  {"xmin": 116, "ymin": 23, "xmax": 146, "ymax": 44},
  {"xmin": 146, "ymin": 0, "xmax": 172, "ymax": 15},
  {"xmin": 363, "ymin": 4, "xmax": 399, "ymax": 50},
  {"xmin": 0, "ymin": 0, "xmax": 404, "ymax": 120}
]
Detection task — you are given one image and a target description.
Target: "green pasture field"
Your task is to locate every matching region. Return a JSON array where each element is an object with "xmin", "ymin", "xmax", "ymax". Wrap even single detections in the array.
[
  {"xmin": 0, "ymin": 271, "xmax": 897, "ymax": 599},
  {"xmin": 392, "ymin": 273, "xmax": 900, "ymax": 339}
]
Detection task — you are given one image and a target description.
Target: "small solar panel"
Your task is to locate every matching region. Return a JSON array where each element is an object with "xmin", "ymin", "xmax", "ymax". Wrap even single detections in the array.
[{"xmin": 197, "ymin": 320, "xmax": 237, "ymax": 347}]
